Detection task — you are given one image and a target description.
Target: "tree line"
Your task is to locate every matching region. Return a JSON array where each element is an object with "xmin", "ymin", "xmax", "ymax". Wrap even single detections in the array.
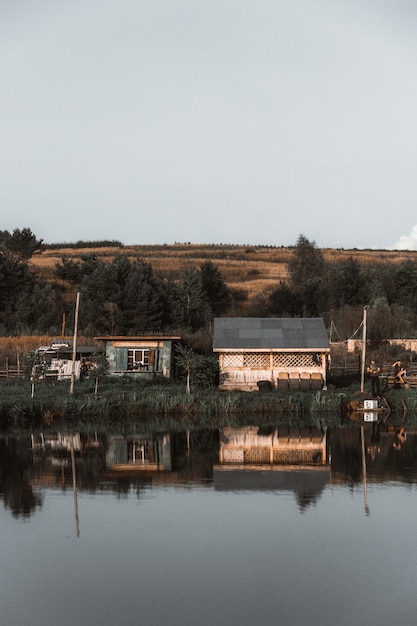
[{"xmin": 2, "ymin": 229, "xmax": 417, "ymax": 347}]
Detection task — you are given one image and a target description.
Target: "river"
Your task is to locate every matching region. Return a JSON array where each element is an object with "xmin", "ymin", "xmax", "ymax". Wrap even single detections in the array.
[{"xmin": 1, "ymin": 421, "xmax": 417, "ymax": 626}]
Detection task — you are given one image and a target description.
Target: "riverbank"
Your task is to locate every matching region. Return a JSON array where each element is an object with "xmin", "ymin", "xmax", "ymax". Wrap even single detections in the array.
[{"xmin": 2, "ymin": 377, "xmax": 417, "ymax": 432}]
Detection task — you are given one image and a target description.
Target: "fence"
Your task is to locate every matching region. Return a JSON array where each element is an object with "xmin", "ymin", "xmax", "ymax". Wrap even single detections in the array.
[
  {"xmin": 328, "ymin": 362, "xmax": 360, "ymax": 376},
  {"xmin": 0, "ymin": 356, "xmax": 25, "ymax": 379}
]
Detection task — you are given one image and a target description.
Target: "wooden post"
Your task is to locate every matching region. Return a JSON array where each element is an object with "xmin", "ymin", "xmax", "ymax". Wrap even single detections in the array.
[
  {"xmin": 69, "ymin": 292, "xmax": 80, "ymax": 395},
  {"xmin": 360, "ymin": 306, "xmax": 368, "ymax": 393}
]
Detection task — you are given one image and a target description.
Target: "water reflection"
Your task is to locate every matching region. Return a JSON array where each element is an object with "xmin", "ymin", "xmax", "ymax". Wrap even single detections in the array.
[
  {"xmin": 2, "ymin": 421, "xmax": 417, "ymax": 521},
  {"xmin": 2, "ymin": 421, "xmax": 417, "ymax": 626},
  {"xmin": 215, "ymin": 425, "xmax": 329, "ymax": 512}
]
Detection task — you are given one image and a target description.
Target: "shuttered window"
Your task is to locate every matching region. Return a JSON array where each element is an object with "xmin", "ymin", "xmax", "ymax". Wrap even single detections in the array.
[
  {"xmin": 115, "ymin": 348, "xmax": 128, "ymax": 371},
  {"xmin": 115, "ymin": 347, "xmax": 158, "ymax": 371},
  {"xmin": 115, "ymin": 439, "xmax": 128, "ymax": 464}
]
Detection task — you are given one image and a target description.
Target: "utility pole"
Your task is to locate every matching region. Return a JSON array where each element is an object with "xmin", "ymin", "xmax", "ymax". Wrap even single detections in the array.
[
  {"xmin": 70, "ymin": 292, "xmax": 80, "ymax": 395},
  {"xmin": 360, "ymin": 305, "xmax": 368, "ymax": 393}
]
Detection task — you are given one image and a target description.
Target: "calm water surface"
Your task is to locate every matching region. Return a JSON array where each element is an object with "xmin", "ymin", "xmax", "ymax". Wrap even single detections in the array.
[{"xmin": 1, "ymin": 423, "xmax": 417, "ymax": 626}]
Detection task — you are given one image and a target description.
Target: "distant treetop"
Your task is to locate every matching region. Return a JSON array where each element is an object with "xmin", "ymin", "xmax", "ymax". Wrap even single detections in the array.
[
  {"xmin": 44, "ymin": 240, "xmax": 124, "ymax": 250},
  {"xmin": 1, "ymin": 227, "xmax": 44, "ymax": 261}
]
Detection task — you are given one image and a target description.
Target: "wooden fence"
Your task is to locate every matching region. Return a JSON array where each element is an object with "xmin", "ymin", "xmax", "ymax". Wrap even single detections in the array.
[
  {"xmin": 328, "ymin": 361, "xmax": 360, "ymax": 376},
  {"xmin": 0, "ymin": 356, "xmax": 25, "ymax": 379}
]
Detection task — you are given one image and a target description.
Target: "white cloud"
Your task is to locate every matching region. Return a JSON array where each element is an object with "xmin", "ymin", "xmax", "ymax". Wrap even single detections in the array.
[{"xmin": 392, "ymin": 225, "xmax": 417, "ymax": 250}]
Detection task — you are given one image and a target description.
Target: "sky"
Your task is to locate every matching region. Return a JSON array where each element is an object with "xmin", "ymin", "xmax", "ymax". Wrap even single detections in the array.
[{"xmin": 2, "ymin": 0, "xmax": 417, "ymax": 250}]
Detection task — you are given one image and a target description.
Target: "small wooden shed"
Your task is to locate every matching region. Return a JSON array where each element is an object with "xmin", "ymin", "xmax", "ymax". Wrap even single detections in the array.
[
  {"xmin": 213, "ymin": 317, "xmax": 330, "ymax": 391},
  {"xmin": 94, "ymin": 335, "xmax": 181, "ymax": 380}
]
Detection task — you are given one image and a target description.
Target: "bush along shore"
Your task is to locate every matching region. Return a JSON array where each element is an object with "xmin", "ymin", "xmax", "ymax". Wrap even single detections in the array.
[{"xmin": 1, "ymin": 376, "xmax": 417, "ymax": 433}]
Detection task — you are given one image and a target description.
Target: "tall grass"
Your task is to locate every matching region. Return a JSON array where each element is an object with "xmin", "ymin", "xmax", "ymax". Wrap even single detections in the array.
[{"xmin": 2, "ymin": 374, "xmax": 416, "ymax": 433}]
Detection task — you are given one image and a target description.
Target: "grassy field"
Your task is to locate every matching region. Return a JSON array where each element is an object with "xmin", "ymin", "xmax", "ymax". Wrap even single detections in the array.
[
  {"xmin": 1, "ymin": 375, "xmax": 416, "ymax": 433},
  {"xmin": 32, "ymin": 243, "xmax": 417, "ymax": 303}
]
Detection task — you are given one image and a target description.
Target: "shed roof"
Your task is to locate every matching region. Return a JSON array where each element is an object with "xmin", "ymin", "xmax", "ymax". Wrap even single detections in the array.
[{"xmin": 213, "ymin": 317, "xmax": 330, "ymax": 351}]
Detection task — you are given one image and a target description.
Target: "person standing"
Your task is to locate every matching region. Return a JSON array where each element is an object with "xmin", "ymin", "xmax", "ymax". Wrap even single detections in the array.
[{"xmin": 367, "ymin": 359, "xmax": 381, "ymax": 398}]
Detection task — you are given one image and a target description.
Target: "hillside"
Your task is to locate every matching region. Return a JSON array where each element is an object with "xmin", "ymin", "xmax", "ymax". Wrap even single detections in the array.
[{"xmin": 32, "ymin": 243, "xmax": 417, "ymax": 303}]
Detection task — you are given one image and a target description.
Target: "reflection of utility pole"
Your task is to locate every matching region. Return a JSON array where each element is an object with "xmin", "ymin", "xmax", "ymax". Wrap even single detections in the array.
[
  {"xmin": 361, "ymin": 426, "xmax": 370, "ymax": 516},
  {"xmin": 360, "ymin": 306, "xmax": 368, "ymax": 393},
  {"xmin": 70, "ymin": 435, "xmax": 80, "ymax": 537}
]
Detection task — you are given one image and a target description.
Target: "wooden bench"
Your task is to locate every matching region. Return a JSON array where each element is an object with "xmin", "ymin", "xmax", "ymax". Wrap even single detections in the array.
[{"xmin": 380, "ymin": 375, "xmax": 417, "ymax": 390}]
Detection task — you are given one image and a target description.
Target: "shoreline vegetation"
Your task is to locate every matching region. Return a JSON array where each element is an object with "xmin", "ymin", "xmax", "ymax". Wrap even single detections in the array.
[
  {"xmin": 3, "ymin": 239, "xmax": 417, "ymax": 432},
  {"xmin": 2, "ymin": 377, "xmax": 417, "ymax": 434}
]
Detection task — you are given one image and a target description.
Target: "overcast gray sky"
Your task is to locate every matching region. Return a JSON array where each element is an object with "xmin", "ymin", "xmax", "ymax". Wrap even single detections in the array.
[{"xmin": 2, "ymin": 0, "xmax": 417, "ymax": 249}]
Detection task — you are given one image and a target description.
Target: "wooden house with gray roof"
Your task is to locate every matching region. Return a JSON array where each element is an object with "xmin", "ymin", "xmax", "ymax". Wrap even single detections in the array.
[{"xmin": 213, "ymin": 317, "xmax": 330, "ymax": 391}]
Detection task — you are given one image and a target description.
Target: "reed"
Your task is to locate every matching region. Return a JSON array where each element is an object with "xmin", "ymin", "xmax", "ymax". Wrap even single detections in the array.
[{"xmin": 1, "ymin": 377, "xmax": 416, "ymax": 432}]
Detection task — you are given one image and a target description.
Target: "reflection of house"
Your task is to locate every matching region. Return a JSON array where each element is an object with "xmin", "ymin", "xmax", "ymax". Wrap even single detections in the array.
[
  {"xmin": 106, "ymin": 434, "xmax": 172, "ymax": 471},
  {"xmin": 213, "ymin": 317, "xmax": 330, "ymax": 391},
  {"xmin": 31, "ymin": 433, "xmax": 82, "ymax": 468},
  {"xmin": 218, "ymin": 426, "xmax": 327, "ymax": 465},
  {"xmin": 94, "ymin": 335, "xmax": 181, "ymax": 379},
  {"xmin": 31, "ymin": 432, "xmax": 82, "ymax": 451},
  {"xmin": 214, "ymin": 426, "xmax": 330, "ymax": 509}
]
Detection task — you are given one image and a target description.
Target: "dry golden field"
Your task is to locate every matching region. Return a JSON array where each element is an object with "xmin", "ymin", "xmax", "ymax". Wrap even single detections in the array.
[{"xmin": 31, "ymin": 243, "xmax": 417, "ymax": 302}]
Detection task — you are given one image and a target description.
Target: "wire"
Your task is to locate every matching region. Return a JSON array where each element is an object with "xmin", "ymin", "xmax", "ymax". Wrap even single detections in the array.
[{"xmin": 330, "ymin": 319, "xmax": 364, "ymax": 343}]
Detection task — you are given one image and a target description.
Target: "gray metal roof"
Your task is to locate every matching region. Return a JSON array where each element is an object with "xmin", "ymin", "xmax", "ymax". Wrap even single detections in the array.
[{"xmin": 213, "ymin": 317, "xmax": 330, "ymax": 351}]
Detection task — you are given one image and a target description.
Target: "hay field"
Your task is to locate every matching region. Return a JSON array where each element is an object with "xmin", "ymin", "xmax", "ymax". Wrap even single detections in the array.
[
  {"xmin": 31, "ymin": 243, "xmax": 417, "ymax": 301},
  {"xmin": 34, "ymin": 244, "xmax": 290, "ymax": 299}
]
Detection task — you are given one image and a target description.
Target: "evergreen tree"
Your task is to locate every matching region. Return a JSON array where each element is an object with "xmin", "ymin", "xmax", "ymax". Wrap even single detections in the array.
[
  {"xmin": 287, "ymin": 234, "xmax": 324, "ymax": 288},
  {"xmin": 199, "ymin": 261, "xmax": 232, "ymax": 317},
  {"xmin": 328, "ymin": 256, "xmax": 367, "ymax": 308},
  {"xmin": 0, "ymin": 249, "xmax": 62, "ymax": 334},
  {"xmin": 171, "ymin": 267, "xmax": 209, "ymax": 332},
  {"xmin": 121, "ymin": 260, "xmax": 164, "ymax": 333},
  {"xmin": 391, "ymin": 261, "xmax": 417, "ymax": 310},
  {"xmin": 269, "ymin": 281, "xmax": 298, "ymax": 316},
  {"xmin": 8, "ymin": 228, "xmax": 43, "ymax": 260},
  {"xmin": 79, "ymin": 260, "xmax": 121, "ymax": 334},
  {"xmin": 0, "ymin": 250, "xmax": 35, "ymax": 333}
]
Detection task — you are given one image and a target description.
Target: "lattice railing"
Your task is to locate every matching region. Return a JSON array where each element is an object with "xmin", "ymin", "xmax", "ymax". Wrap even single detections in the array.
[
  {"xmin": 272, "ymin": 449, "xmax": 322, "ymax": 464},
  {"xmin": 272, "ymin": 353, "xmax": 319, "ymax": 367},
  {"xmin": 221, "ymin": 447, "xmax": 325, "ymax": 465},
  {"xmin": 222, "ymin": 352, "xmax": 321, "ymax": 368},
  {"xmin": 244, "ymin": 448, "xmax": 270, "ymax": 464},
  {"xmin": 243, "ymin": 353, "xmax": 270, "ymax": 367}
]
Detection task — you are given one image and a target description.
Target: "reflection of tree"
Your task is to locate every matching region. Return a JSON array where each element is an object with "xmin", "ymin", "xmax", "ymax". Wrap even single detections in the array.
[
  {"xmin": 295, "ymin": 490, "xmax": 321, "ymax": 513},
  {"xmin": 0, "ymin": 438, "xmax": 43, "ymax": 518}
]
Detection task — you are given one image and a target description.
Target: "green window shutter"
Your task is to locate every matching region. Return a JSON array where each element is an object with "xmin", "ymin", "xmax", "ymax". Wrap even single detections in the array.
[
  {"xmin": 116, "ymin": 348, "xmax": 128, "ymax": 371},
  {"xmin": 116, "ymin": 440, "xmax": 128, "ymax": 464}
]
